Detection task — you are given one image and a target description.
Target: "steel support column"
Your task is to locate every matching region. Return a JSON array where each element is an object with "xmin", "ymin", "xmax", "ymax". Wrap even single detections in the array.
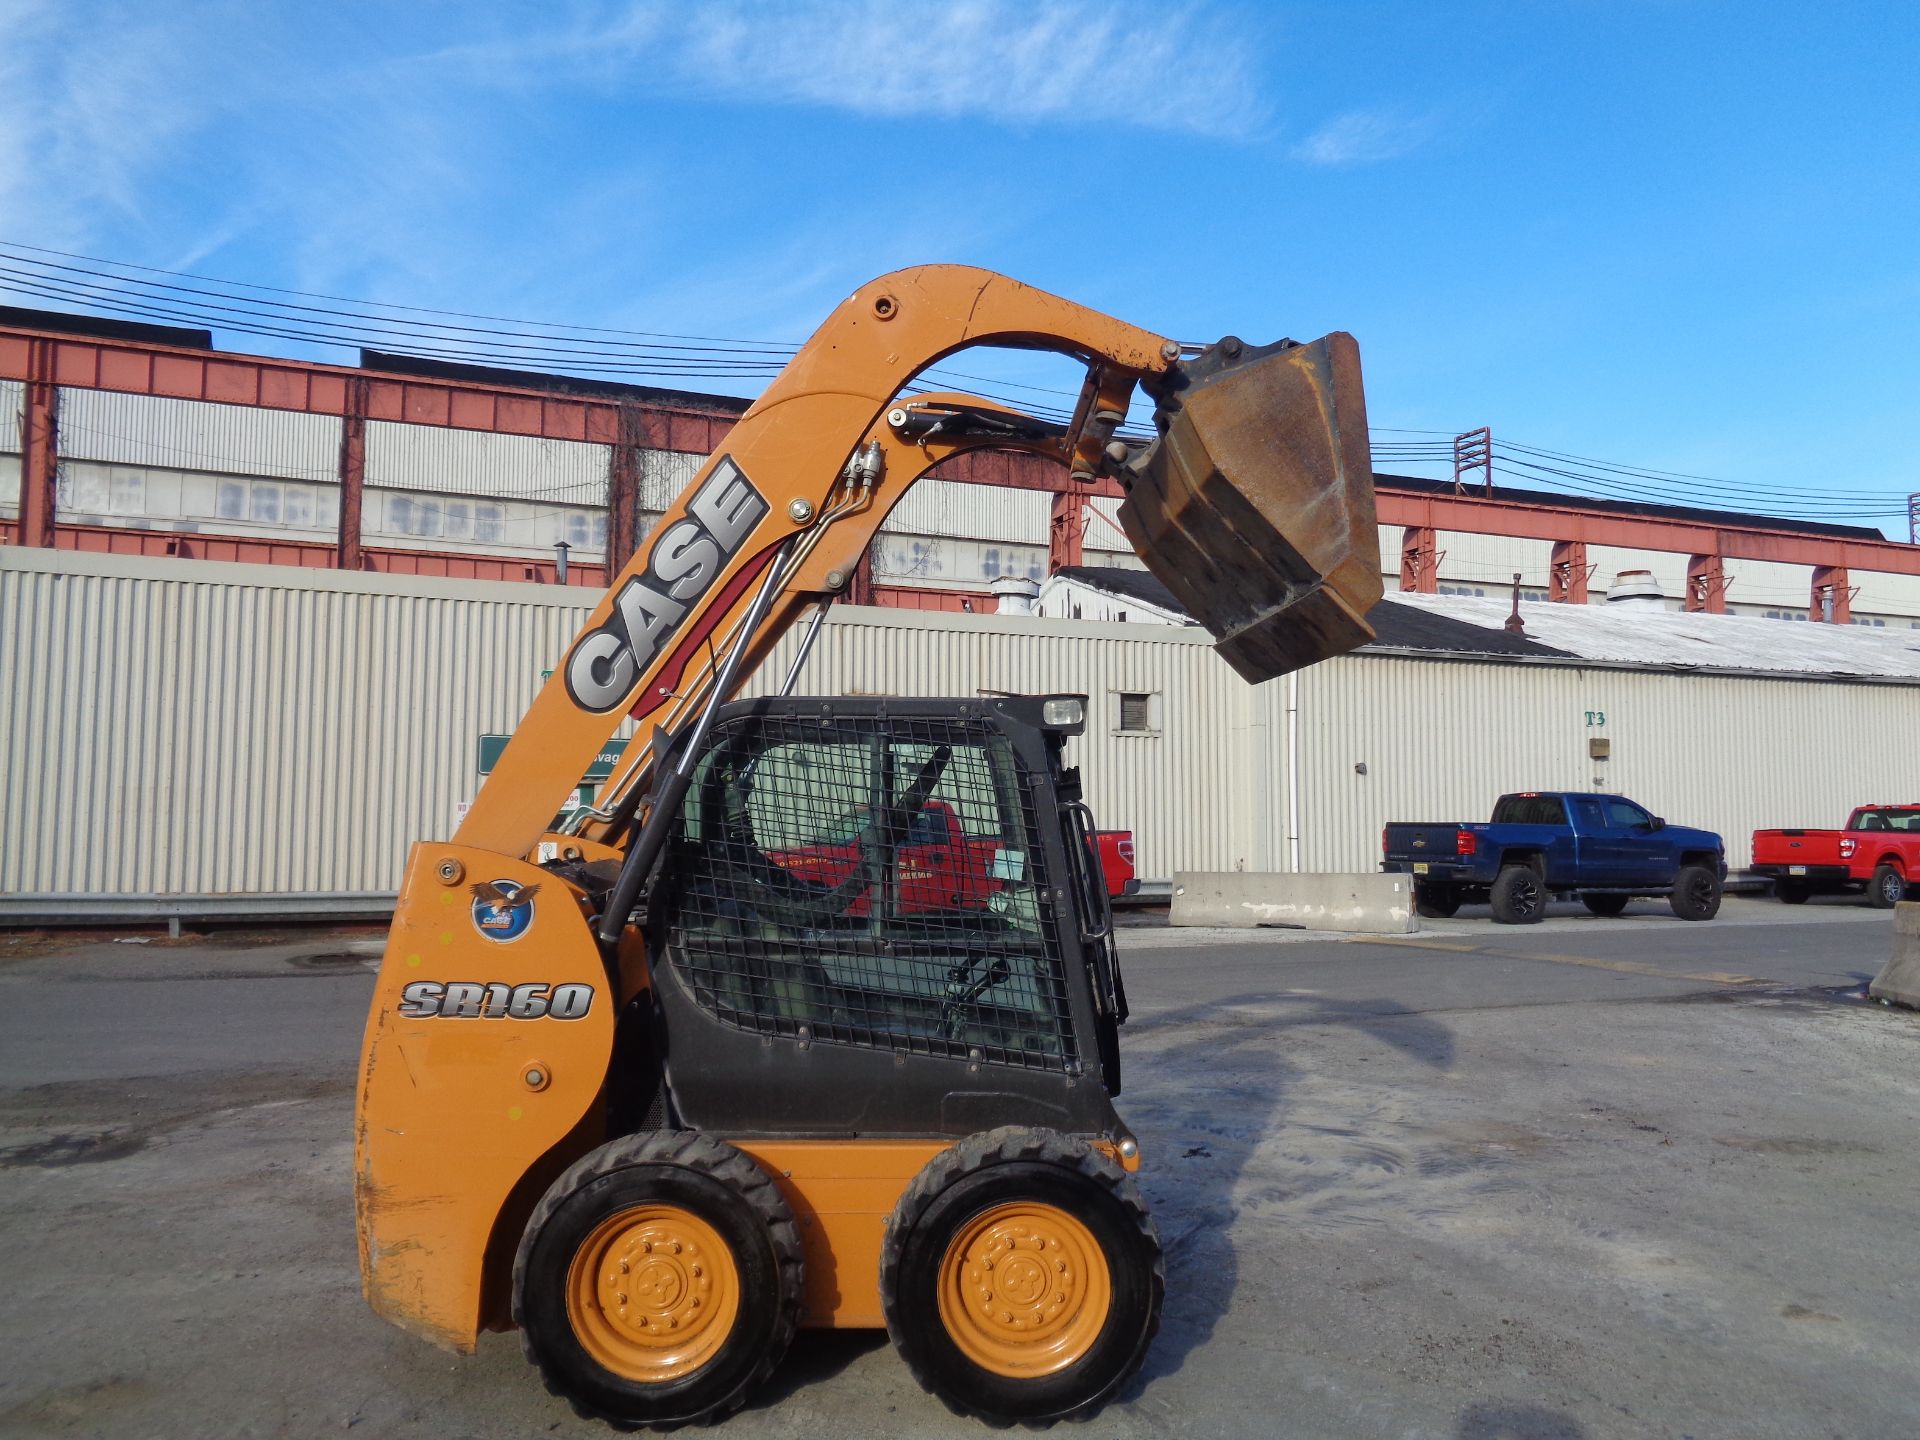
[
  {"xmin": 1811, "ymin": 565, "xmax": 1851, "ymax": 623},
  {"xmin": 17, "ymin": 340, "xmax": 59, "ymax": 547},
  {"xmin": 607, "ymin": 400, "xmax": 646, "ymax": 571},
  {"xmin": 1048, "ymin": 490, "xmax": 1085, "ymax": 572},
  {"xmin": 1685, "ymin": 552, "xmax": 1728, "ymax": 613},
  {"xmin": 1549, "ymin": 539, "xmax": 1589, "ymax": 604},
  {"xmin": 336, "ymin": 378, "xmax": 367, "ymax": 570},
  {"xmin": 1399, "ymin": 526, "xmax": 1438, "ymax": 593},
  {"xmin": 847, "ymin": 546, "xmax": 875, "ymax": 606}
]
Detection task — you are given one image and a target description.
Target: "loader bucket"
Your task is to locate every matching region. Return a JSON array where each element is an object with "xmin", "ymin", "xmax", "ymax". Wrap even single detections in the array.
[{"xmin": 1117, "ymin": 332, "xmax": 1383, "ymax": 683}]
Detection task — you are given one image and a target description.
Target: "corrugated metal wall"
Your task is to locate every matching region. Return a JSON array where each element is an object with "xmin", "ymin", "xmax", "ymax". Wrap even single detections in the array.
[
  {"xmin": 59, "ymin": 391, "xmax": 338, "ymax": 480},
  {"xmin": 1284, "ymin": 653, "xmax": 1920, "ymax": 871},
  {"xmin": 2, "ymin": 378, "xmax": 21, "ymax": 452},
  {"xmin": 366, "ymin": 421, "xmax": 610, "ymax": 504},
  {"xmin": 4, "ymin": 547, "xmax": 1916, "ymax": 907}
]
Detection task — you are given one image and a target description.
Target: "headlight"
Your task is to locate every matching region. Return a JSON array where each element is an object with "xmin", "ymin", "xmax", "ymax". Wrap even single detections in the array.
[{"xmin": 1041, "ymin": 697, "xmax": 1085, "ymax": 728}]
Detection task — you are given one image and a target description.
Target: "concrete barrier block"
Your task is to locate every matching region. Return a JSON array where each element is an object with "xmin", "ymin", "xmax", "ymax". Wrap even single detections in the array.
[
  {"xmin": 1869, "ymin": 901, "xmax": 1920, "ymax": 1008},
  {"xmin": 1169, "ymin": 871, "xmax": 1418, "ymax": 934}
]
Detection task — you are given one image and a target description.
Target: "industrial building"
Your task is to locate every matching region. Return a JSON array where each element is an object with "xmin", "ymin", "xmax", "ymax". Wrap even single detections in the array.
[
  {"xmin": 4, "ymin": 306, "xmax": 1920, "ymax": 921},
  {"xmin": 4, "ymin": 544, "xmax": 1917, "ymax": 923},
  {"xmin": 6, "ymin": 306, "xmax": 1920, "ymax": 626}
]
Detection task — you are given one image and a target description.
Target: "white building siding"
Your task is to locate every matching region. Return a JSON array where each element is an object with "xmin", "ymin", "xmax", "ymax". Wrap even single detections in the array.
[
  {"xmin": 7, "ymin": 547, "xmax": 1918, "ymax": 912},
  {"xmin": 59, "ymin": 390, "xmax": 338, "ymax": 480}
]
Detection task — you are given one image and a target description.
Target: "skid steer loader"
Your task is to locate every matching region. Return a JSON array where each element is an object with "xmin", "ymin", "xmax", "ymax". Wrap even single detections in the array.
[{"xmin": 356, "ymin": 265, "xmax": 1381, "ymax": 1427}]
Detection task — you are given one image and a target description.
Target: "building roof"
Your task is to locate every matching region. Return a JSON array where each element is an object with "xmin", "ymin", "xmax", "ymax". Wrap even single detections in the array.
[
  {"xmin": 1053, "ymin": 563, "xmax": 1920, "ymax": 681},
  {"xmin": 1051, "ymin": 565, "xmax": 1186, "ymax": 615},
  {"xmin": 1373, "ymin": 471, "xmax": 1886, "ymax": 544}
]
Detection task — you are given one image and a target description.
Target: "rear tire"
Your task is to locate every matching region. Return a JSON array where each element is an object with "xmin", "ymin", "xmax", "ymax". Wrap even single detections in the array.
[
  {"xmin": 1773, "ymin": 879, "xmax": 1810, "ymax": 905},
  {"xmin": 1869, "ymin": 864, "xmax": 1907, "ymax": 909},
  {"xmin": 1415, "ymin": 885, "xmax": 1461, "ymax": 918},
  {"xmin": 1580, "ymin": 893, "xmax": 1630, "ymax": 917},
  {"xmin": 881, "ymin": 1126, "xmax": 1162, "ymax": 1425},
  {"xmin": 1669, "ymin": 864, "xmax": 1722, "ymax": 921},
  {"xmin": 1490, "ymin": 865, "xmax": 1546, "ymax": 924},
  {"xmin": 513, "ymin": 1130, "xmax": 804, "ymax": 1430}
]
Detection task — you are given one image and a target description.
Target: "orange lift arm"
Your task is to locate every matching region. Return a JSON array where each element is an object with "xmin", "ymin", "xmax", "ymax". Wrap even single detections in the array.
[{"xmin": 456, "ymin": 265, "xmax": 1177, "ymax": 866}]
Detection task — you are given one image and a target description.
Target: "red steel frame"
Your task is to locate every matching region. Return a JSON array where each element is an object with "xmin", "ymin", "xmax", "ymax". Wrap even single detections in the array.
[{"xmin": 7, "ymin": 322, "xmax": 1920, "ymax": 619}]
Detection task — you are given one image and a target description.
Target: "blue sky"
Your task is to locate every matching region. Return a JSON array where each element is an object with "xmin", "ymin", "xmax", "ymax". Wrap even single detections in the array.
[{"xmin": 3, "ymin": 1, "xmax": 1916, "ymax": 532}]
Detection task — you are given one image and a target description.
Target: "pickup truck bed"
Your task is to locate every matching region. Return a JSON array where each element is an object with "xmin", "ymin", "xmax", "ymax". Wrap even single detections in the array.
[
  {"xmin": 1752, "ymin": 805, "xmax": 1920, "ymax": 907},
  {"xmin": 1383, "ymin": 791, "xmax": 1726, "ymax": 925}
]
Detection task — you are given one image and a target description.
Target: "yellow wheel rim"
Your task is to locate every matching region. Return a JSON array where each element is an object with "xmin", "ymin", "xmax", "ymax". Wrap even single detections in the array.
[
  {"xmin": 565, "ymin": 1204, "xmax": 740, "ymax": 1382},
  {"xmin": 936, "ymin": 1201, "xmax": 1112, "ymax": 1378}
]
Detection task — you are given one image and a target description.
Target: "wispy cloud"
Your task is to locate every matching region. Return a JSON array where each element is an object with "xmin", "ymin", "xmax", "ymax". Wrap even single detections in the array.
[
  {"xmin": 1291, "ymin": 107, "xmax": 1439, "ymax": 167},
  {"xmin": 0, "ymin": 0, "xmax": 207, "ymax": 245},
  {"xmin": 435, "ymin": 0, "xmax": 1269, "ymax": 140}
]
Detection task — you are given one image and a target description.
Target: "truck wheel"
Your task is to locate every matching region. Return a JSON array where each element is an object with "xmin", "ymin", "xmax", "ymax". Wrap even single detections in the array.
[
  {"xmin": 1773, "ymin": 879, "xmax": 1810, "ymax": 905},
  {"xmin": 1490, "ymin": 865, "xmax": 1545, "ymax": 924},
  {"xmin": 1869, "ymin": 864, "xmax": 1907, "ymax": 909},
  {"xmin": 881, "ymin": 1127, "xmax": 1162, "ymax": 1425},
  {"xmin": 1415, "ymin": 885, "xmax": 1460, "ymax": 918},
  {"xmin": 1580, "ymin": 893, "xmax": 1630, "ymax": 917},
  {"xmin": 514, "ymin": 1131, "xmax": 804, "ymax": 1429},
  {"xmin": 1669, "ymin": 864, "xmax": 1722, "ymax": 921}
]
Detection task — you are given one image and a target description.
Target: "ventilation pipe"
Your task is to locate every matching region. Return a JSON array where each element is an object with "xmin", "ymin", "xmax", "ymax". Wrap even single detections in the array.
[{"xmin": 1605, "ymin": 569, "xmax": 1665, "ymax": 611}]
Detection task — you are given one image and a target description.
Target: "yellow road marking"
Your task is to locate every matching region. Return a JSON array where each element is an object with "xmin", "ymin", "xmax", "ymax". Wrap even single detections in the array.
[{"xmin": 1369, "ymin": 937, "xmax": 1763, "ymax": 988}]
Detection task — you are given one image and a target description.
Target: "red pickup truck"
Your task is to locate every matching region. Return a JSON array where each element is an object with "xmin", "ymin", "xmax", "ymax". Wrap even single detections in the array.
[
  {"xmin": 770, "ymin": 799, "xmax": 1137, "ymax": 916},
  {"xmin": 1751, "ymin": 805, "xmax": 1920, "ymax": 907}
]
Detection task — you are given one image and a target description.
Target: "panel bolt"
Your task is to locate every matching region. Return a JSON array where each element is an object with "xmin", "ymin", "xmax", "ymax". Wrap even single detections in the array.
[
  {"xmin": 436, "ymin": 858, "xmax": 465, "ymax": 886},
  {"xmin": 788, "ymin": 498, "xmax": 815, "ymax": 523},
  {"xmin": 1160, "ymin": 340, "xmax": 1181, "ymax": 360},
  {"xmin": 523, "ymin": 1066, "xmax": 550, "ymax": 1092}
]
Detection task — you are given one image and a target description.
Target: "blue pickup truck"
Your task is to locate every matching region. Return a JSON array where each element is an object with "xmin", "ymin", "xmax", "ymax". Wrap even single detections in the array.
[{"xmin": 1381, "ymin": 792, "xmax": 1726, "ymax": 924}]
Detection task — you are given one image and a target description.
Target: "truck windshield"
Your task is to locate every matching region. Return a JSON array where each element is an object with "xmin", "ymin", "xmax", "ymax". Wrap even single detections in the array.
[
  {"xmin": 1492, "ymin": 795, "xmax": 1568, "ymax": 825},
  {"xmin": 1853, "ymin": 807, "xmax": 1920, "ymax": 831}
]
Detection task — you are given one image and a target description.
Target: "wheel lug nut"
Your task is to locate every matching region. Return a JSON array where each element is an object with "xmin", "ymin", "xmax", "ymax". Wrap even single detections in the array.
[
  {"xmin": 618, "ymin": 1260, "xmax": 630, "ymax": 1274},
  {"xmin": 691, "ymin": 1264, "xmax": 703, "ymax": 1278}
]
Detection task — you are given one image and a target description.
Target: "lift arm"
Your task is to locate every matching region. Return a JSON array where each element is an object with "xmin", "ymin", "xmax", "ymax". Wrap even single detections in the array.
[{"xmin": 456, "ymin": 266, "xmax": 1178, "ymax": 863}]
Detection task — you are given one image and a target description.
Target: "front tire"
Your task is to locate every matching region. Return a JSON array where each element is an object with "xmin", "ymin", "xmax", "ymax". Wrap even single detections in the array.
[
  {"xmin": 1490, "ymin": 865, "xmax": 1546, "ymax": 924},
  {"xmin": 1581, "ymin": 893, "xmax": 1630, "ymax": 917},
  {"xmin": 1669, "ymin": 863, "xmax": 1723, "ymax": 921},
  {"xmin": 513, "ymin": 1131, "xmax": 804, "ymax": 1429},
  {"xmin": 881, "ymin": 1127, "xmax": 1163, "ymax": 1425},
  {"xmin": 1869, "ymin": 863, "xmax": 1907, "ymax": 909}
]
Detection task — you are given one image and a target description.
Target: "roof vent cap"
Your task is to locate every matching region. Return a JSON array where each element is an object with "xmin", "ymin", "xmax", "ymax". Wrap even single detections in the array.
[{"xmin": 1606, "ymin": 569, "xmax": 1666, "ymax": 611}]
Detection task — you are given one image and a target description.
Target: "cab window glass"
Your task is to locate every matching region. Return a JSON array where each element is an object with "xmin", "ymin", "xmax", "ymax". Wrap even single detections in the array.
[
  {"xmin": 1605, "ymin": 799, "xmax": 1652, "ymax": 829},
  {"xmin": 664, "ymin": 713, "xmax": 1075, "ymax": 1071}
]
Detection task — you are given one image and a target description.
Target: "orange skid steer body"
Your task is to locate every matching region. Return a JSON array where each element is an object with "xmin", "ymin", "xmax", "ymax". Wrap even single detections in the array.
[{"xmin": 355, "ymin": 265, "xmax": 1381, "ymax": 1427}]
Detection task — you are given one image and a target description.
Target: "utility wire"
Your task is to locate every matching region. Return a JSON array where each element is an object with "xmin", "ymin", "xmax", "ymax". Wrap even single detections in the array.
[{"xmin": 3, "ymin": 242, "xmax": 1910, "ymax": 531}]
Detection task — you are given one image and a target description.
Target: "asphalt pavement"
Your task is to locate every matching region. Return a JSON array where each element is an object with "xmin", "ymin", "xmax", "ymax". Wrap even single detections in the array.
[{"xmin": 1, "ymin": 896, "xmax": 1914, "ymax": 1439}]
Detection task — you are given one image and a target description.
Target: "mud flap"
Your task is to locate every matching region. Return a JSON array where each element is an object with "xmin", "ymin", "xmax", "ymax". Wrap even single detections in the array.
[{"xmin": 1119, "ymin": 332, "xmax": 1382, "ymax": 682}]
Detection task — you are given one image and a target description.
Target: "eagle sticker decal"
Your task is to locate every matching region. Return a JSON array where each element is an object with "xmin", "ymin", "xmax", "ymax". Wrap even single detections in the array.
[{"xmin": 470, "ymin": 878, "xmax": 539, "ymax": 942}]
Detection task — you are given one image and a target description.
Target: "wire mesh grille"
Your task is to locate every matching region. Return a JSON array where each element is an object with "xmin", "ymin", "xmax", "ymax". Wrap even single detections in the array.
[{"xmin": 659, "ymin": 709, "xmax": 1078, "ymax": 1072}]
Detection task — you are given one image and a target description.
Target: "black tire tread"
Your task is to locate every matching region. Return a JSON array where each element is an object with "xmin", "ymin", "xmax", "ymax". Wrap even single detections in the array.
[
  {"xmin": 511, "ymin": 1129, "xmax": 805, "ymax": 1430},
  {"xmin": 879, "ymin": 1125, "xmax": 1164, "ymax": 1426}
]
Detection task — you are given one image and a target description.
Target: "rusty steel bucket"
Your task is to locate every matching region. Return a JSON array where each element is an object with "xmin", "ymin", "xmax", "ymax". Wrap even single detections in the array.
[{"xmin": 1118, "ymin": 332, "xmax": 1382, "ymax": 683}]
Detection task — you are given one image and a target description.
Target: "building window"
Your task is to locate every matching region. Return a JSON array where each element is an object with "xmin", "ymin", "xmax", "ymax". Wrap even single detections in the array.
[
  {"xmin": 218, "ymin": 480, "xmax": 248, "ymax": 521},
  {"xmin": 474, "ymin": 504, "xmax": 504, "ymax": 544},
  {"xmin": 1116, "ymin": 692, "xmax": 1155, "ymax": 734},
  {"xmin": 251, "ymin": 482, "xmax": 281, "ymax": 524},
  {"xmin": 283, "ymin": 486, "xmax": 314, "ymax": 528}
]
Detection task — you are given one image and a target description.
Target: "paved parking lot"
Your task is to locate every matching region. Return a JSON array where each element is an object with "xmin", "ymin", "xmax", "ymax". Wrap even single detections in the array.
[{"xmin": 1, "ymin": 896, "xmax": 1915, "ymax": 1439}]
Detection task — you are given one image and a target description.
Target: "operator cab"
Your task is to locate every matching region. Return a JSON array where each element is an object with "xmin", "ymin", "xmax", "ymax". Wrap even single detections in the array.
[{"xmin": 613, "ymin": 694, "xmax": 1129, "ymax": 1140}]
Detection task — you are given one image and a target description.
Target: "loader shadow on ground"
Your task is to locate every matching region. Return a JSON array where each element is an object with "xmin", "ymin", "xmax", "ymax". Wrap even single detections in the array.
[{"xmin": 1120, "ymin": 992, "xmax": 1455, "ymax": 1395}]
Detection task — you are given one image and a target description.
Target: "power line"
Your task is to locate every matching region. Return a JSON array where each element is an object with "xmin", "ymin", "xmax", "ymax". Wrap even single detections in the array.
[{"xmin": 2, "ymin": 242, "xmax": 1910, "ymax": 532}]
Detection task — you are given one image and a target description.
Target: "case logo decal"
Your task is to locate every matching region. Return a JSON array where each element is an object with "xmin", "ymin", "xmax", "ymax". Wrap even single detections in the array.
[
  {"xmin": 470, "ymin": 879, "xmax": 539, "ymax": 942},
  {"xmin": 564, "ymin": 456, "xmax": 769, "ymax": 712},
  {"xmin": 397, "ymin": 980, "xmax": 594, "ymax": 1020}
]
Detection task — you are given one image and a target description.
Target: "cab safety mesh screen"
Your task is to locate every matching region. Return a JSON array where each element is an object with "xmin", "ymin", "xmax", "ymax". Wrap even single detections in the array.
[{"xmin": 658, "ymin": 710, "xmax": 1077, "ymax": 1072}]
